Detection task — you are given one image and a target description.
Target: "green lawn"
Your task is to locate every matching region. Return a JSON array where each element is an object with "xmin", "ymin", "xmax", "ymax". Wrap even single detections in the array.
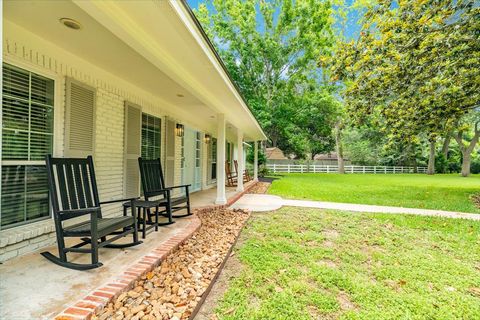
[
  {"xmin": 267, "ymin": 173, "xmax": 480, "ymax": 213},
  {"xmin": 216, "ymin": 207, "xmax": 480, "ymax": 319}
]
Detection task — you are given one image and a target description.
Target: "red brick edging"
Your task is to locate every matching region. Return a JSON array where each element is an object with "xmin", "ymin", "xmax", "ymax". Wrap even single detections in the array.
[{"xmin": 54, "ymin": 181, "xmax": 258, "ymax": 320}]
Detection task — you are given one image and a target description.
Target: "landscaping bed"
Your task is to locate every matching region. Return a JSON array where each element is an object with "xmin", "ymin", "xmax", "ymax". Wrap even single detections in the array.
[
  {"xmin": 247, "ymin": 181, "xmax": 271, "ymax": 194},
  {"xmin": 92, "ymin": 208, "xmax": 250, "ymax": 320}
]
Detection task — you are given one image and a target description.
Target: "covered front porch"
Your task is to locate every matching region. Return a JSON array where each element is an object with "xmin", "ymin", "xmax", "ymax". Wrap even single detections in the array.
[
  {"xmin": 0, "ymin": 182, "xmax": 256, "ymax": 319},
  {"xmin": 1, "ymin": 0, "xmax": 266, "ymax": 265}
]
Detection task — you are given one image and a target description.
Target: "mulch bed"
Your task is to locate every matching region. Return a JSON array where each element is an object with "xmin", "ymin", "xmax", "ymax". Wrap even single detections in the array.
[
  {"xmin": 246, "ymin": 181, "xmax": 271, "ymax": 194},
  {"xmin": 93, "ymin": 208, "xmax": 250, "ymax": 320}
]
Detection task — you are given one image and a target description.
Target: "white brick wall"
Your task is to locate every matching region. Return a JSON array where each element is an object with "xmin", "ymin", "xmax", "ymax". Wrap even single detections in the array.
[{"xmin": 94, "ymin": 88, "xmax": 126, "ymax": 217}]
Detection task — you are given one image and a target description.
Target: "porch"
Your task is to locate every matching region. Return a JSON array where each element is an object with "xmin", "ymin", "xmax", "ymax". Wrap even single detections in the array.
[
  {"xmin": 1, "ymin": 0, "xmax": 265, "ymax": 264},
  {"xmin": 0, "ymin": 182, "xmax": 255, "ymax": 320}
]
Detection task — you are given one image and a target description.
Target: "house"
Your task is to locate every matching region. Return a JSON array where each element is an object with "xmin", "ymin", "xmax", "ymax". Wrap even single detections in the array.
[
  {"xmin": 0, "ymin": 0, "xmax": 266, "ymax": 263},
  {"xmin": 266, "ymin": 147, "xmax": 288, "ymax": 160}
]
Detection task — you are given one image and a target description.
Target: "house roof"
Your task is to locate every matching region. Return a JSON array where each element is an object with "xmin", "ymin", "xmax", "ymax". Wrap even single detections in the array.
[
  {"xmin": 266, "ymin": 147, "xmax": 288, "ymax": 160},
  {"xmin": 179, "ymin": 1, "xmax": 266, "ymax": 140}
]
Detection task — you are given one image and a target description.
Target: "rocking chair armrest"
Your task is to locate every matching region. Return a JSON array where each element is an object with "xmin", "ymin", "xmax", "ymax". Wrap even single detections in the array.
[
  {"xmin": 168, "ymin": 184, "xmax": 191, "ymax": 190},
  {"xmin": 100, "ymin": 197, "xmax": 140, "ymax": 205}
]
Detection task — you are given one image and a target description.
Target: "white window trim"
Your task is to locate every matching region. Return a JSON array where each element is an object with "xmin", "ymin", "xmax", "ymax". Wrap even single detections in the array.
[{"xmin": 1, "ymin": 57, "xmax": 63, "ymax": 233}]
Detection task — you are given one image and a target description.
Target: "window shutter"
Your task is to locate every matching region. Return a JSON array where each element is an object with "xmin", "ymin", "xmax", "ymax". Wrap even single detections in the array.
[
  {"xmin": 164, "ymin": 118, "xmax": 176, "ymax": 187},
  {"xmin": 124, "ymin": 102, "xmax": 142, "ymax": 198},
  {"xmin": 65, "ymin": 78, "xmax": 96, "ymax": 157}
]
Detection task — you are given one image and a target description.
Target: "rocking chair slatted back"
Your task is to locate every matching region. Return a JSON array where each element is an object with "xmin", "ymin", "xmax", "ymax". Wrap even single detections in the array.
[
  {"xmin": 234, "ymin": 160, "xmax": 251, "ymax": 182},
  {"xmin": 225, "ymin": 161, "xmax": 235, "ymax": 177},
  {"xmin": 138, "ymin": 158, "xmax": 166, "ymax": 198},
  {"xmin": 46, "ymin": 155, "xmax": 100, "ymax": 221}
]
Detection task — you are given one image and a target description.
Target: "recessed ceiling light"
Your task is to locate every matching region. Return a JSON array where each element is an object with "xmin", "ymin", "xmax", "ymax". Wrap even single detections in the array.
[
  {"xmin": 60, "ymin": 18, "xmax": 82, "ymax": 30},
  {"xmin": 176, "ymin": 94, "xmax": 184, "ymax": 98}
]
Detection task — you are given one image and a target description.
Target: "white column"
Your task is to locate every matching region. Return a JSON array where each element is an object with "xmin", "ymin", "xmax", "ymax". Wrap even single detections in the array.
[
  {"xmin": 253, "ymin": 141, "xmax": 259, "ymax": 181},
  {"xmin": 215, "ymin": 114, "xmax": 227, "ymax": 204},
  {"xmin": 236, "ymin": 130, "xmax": 244, "ymax": 192}
]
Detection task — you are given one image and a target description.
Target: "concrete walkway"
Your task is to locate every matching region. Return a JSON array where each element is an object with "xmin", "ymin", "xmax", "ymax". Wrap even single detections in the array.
[{"xmin": 231, "ymin": 194, "xmax": 480, "ymax": 221}]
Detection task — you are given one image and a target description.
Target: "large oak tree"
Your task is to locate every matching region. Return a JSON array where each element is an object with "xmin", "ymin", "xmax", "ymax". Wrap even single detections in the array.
[
  {"xmin": 196, "ymin": 0, "xmax": 339, "ymax": 158},
  {"xmin": 329, "ymin": 0, "xmax": 480, "ymax": 175}
]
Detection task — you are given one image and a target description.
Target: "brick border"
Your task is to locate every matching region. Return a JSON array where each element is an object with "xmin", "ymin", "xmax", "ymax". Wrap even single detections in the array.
[
  {"xmin": 54, "ymin": 181, "xmax": 257, "ymax": 320},
  {"xmin": 226, "ymin": 180, "xmax": 257, "ymax": 207}
]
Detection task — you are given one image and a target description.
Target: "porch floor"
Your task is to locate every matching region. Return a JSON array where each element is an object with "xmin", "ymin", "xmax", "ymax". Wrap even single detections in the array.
[{"xmin": 0, "ymin": 184, "xmax": 252, "ymax": 320}]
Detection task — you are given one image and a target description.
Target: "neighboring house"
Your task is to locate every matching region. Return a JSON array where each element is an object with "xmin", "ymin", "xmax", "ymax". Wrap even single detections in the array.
[
  {"xmin": 1, "ymin": 0, "xmax": 266, "ymax": 262},
  {"xmin": 266, "ymin": 147, "xmax": 288, "ymax": 160}
]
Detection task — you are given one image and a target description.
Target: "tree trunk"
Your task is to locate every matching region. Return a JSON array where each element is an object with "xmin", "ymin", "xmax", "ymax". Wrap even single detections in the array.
[
  {"xmin": 441, "ymin": 133, "xmax": 451, "ymax": 158},
  {"xmin": 427, "ymin": 139, "xmax": 436, "ymax": 175},
  {"xmin": 454, "ymin": 123, "xmax": 480, "ymax": 177},
  {"xmin": 461, "ymin": 152, "xmax": 472, "ymax": 177},
  {"xmin": 407, "ymin": 144, "xmax": 417, "ymax": 173},
  {"xmin": 335, "ymin": 121, "xmax": 345, "ymax": 174},
  {"xmin": 411, "ymin": 149, "xmax": 418, "ymax": 173}
]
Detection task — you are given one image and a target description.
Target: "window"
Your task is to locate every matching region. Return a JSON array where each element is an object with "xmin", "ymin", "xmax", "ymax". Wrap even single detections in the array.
[
  {"xmin": 141, "ymin": 113, "xmax": 161, "ymax": 160},
  {"xmin": 195, "ymin": 132, "xmax": 201, "ymax": 168},
  {"xmin": 211, "ymin": 138, "xmax": 217, "ymax": 180},
  {"xmin": 1, "ymin": 63, "xmax": 54, "ymax": 229}
]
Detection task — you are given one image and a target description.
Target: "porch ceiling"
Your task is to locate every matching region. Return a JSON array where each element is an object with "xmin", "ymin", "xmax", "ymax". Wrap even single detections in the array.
[{"xmin": 4, "ymin": 0, "xmax": 267, "ymax": 141}]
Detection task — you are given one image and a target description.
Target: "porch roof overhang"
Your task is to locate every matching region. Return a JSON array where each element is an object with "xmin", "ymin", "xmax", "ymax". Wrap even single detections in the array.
[{"xmin": 4, "ymin": 0, "xmax": 267, "ymax": 141}]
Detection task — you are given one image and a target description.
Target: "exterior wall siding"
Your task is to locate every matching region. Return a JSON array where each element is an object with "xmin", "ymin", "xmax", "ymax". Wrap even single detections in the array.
[
  {"xmin": 0, "ymin": 22, "xmax": 192, "ymax": 262},
  {"xmin": 94, "ymin": 88, "xmax": 126, "ymax": 217}
]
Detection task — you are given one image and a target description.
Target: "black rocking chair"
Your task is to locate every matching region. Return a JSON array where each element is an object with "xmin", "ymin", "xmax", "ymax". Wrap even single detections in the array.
[
  {"xmin": 138, "ymin": 158, "xmax": 192, "ymax": 219},
  {"xmin": 42, "ymin": 155, "xmax": 142, "ymax": 270}
]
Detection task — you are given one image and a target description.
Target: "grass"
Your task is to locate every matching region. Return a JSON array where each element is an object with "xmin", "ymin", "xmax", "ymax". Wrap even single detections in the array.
[
  {"xmin": 267, "ymin": 173, "xmax": 480, "ymax": 213},
  {"xmin": 215, "ymin": 207, "xmax": 480, "ymax": 319}
]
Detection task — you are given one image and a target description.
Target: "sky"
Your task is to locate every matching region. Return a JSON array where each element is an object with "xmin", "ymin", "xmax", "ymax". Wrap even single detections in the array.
[{"xmin": 186, "ymin": 0, "xmax": 363, "ymax": 40}]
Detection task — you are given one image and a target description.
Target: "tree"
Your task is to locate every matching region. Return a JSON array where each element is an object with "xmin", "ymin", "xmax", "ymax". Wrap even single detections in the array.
[
  {"xmin": 329, "ymin": 0, "xmax": 480, "ymax": 174},
  {"xmin": 454, "ymin": 111, "xmax": 480, "ymax": 176},
  {"xmin": 246, "ymin": 146, "xmax": 266, "ymax": 165},
  {"xmin": 334, "ymin": 118, "xmax": 345, "ymax": 173},
  {"xmin": 196, "ymin": 0, "xmax": 338, "ymax": 158},
  {"xmin": 343, "ymin": 126, "xmax": 383, "ymax": 165}
]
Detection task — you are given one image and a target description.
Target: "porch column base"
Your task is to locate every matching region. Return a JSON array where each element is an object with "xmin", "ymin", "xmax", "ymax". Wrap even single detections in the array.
[{"xmin": 215, "ymin": 198, "xmax": 227, "ymax": 205}]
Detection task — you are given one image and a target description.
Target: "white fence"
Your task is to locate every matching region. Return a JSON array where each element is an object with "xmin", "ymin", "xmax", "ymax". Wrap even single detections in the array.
[{"xmin": 267, "ymin": 164, "xmax": 428, "ymax": 174}]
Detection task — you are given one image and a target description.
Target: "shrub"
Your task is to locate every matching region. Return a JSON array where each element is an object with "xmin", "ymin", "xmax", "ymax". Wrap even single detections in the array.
[
  {"xmin": 247, "ymin": 147, "xmax": 266, "ymax": 165},
  {"xmin": 471, "ymin": 159, "xmax": 480, "ymax": 174},
  {"xmin": 435, "ymin": 153, "xmax": 448, "ymax": 173},
  {"xmin": 259, "ymin": 166, "xmax": 270, "ymax": 177}
]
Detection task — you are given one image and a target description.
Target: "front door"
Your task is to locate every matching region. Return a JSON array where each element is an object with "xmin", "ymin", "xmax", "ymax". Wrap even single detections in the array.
[{"xmin": 182, "ymin": 128, "xmax": 201, "ymax": 192}]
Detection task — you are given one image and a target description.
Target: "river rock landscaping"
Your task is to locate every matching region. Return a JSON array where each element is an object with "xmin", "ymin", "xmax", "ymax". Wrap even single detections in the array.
[
  {"xmin": 247, "ymin": 181, "xmax": 271, "ymax": 194},
  {"xmin": 92, "ymin": 208, "xmax": 250, "ymax": 320}
]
